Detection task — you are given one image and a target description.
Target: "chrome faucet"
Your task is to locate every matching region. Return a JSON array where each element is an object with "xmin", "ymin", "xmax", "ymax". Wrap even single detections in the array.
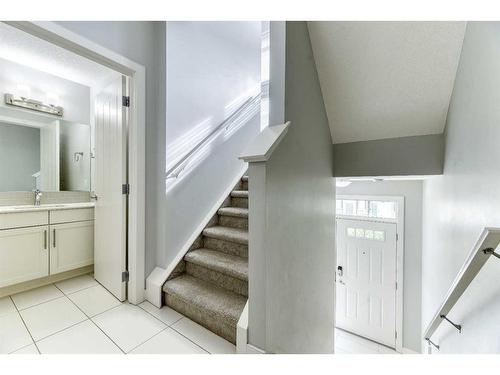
[{"xmin": 34, "ymin": 189, "xmax": 43, "ymax": 206}]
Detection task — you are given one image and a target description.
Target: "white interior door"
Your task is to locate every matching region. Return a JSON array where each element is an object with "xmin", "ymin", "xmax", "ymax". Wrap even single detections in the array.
[
  {"xmin": 94, "ymin": 75, "xmax": 127, "ymax": 301},
  {"xmin": 40, "ymin": 120, "xmax": 60, "ymax": 191},
  {"xmin": 336, "ymin": 218, "xmax": 397, "ymax": 348}
]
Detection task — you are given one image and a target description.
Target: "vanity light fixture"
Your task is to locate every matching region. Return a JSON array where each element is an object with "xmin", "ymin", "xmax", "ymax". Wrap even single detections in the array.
[{"xmin": 4, "ymin": 93, "xmax": 63, "ymax": 117}]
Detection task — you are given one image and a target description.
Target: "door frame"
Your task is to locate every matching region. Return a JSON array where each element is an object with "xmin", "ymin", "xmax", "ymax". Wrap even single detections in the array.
[
  {"xmin": 4, "ymin": 21, "xmax": 146, "ymax": 305},
  {"xmin": 336, "ymin": 194, "xmax": 404, "ymax": 353}
]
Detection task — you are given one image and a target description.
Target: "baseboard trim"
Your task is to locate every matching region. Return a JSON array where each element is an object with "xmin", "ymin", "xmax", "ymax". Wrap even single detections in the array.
[
  {"xmin": 0, "ymin": 265, "xmax": 94, "ymax": 299},
  {"xmin": 246, "ymin": 344, "xmax": 266, "ymax": 354},
  {"xmin": 145, "ymin": 165, "xmax": 248, "ymax": 308},
  {"xmin": 402, "ymin": 347, "xmax": 421, "ymax": 354}
]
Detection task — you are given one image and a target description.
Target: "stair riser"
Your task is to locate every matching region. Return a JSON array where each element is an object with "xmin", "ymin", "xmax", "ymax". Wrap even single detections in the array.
[
  {"xmin": 203, "ymin": 237, "xmax": 248, "ymax": 258},
  {"xmin": 219, "ymin": 215, "xmax": 248, "ymax": 229},
  {"xmin": 186, "ymin": 263, "xmax": 248, "ymax": 297},
  {"xmin": 165, "ymin": 294, "xmax": 237, "ymax": 344},
  {"xmin": 241, "ymin": 180, "xmax": 248, "ymax": 190},
  {"xmin": 231, "ymin": 197, "xmax": 248, "ymax": 208}
]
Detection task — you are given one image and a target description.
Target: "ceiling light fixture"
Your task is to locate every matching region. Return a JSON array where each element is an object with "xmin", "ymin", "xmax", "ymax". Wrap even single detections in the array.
[
  {"xmin": 336, "ymin": 179, "xmax": 352, "ymax": 188},
  {"xmin": 4, "ymin": 93, "xmax": 63, "ymax": 117}
]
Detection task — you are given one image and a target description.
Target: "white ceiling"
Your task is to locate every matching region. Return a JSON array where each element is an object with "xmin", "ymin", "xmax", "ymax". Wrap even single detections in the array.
[
  {"xmin": 0, "ymin": 22, "xmax": 114, "ymax": 88},
  {"xmin": 308, "ymin": 22, "xmax": 466, "ymax": 144}
]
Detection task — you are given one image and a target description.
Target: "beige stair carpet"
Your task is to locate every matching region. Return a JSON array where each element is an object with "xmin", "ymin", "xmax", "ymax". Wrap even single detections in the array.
[{"xmin": 163, "ymin": 174, "xmax": 249, "ymax": 344}]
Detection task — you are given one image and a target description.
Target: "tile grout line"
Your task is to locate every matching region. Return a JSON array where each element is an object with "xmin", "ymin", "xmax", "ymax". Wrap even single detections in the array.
[
  {"xmin": 52, "ymin": 282, "xmax": 126, "ymax": 354},
  {"xmin": 169, "ymin": 320, "xmax": 214, "ymax": 354},
  {"xmin": 137, "ymin": 302, "xmax": 184, "ymax": 327},
  {"xmin": 8, "ymin": 295, "xmax": 40, "ymax": 354},
  {"xmin": 135, "ymin": 304, "xmax": 211, "ymax": 353}
]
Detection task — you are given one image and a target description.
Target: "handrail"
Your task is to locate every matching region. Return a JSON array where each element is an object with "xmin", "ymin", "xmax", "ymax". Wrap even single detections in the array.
[
  {"xmin": 166, "ymin": 92, "xmax": 261, "ymax": 180},
  {"xmin": 423, "ymin": 227, "xmax": 500, "ymax": 348}
]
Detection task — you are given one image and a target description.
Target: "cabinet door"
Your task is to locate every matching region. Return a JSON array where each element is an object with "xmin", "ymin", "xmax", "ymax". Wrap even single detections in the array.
[
  {"xmin": 0, "ymin": 226, "xmax": 49, "ymax": 288},
  {"xmin": 50, "ymin": 221, "xmax": 94, "ymax": 275}
]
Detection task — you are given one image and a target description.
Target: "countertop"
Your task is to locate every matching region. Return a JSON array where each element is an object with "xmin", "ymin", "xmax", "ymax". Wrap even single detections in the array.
[{"xmin": 0, "ymin": 202, "xmax": 95, "ymax": 214}]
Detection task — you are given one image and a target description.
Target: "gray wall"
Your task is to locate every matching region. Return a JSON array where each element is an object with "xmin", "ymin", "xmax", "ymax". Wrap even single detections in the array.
[
  {"xmin": 57, "ymin": 21, "xmax": 166, "ymax": 277},
  {"xmin": 334, "ymin": 134, "xmax": 444, "ymax": 177},
  {"xmin": 250, "ymin": 21, "xmax": 335, "ymax": 353},
  {"xmin": 59, "ymin": 121, "xmax": 91, "ymax": 191},
  {"xmin": 337, "ymin": 180, "xmax": 423, "ymax": 353},
  {"xmin": 0, "ymin": 122, "xmax": 40, "ymax": 191},
  {"xmin": 162, "ymin": 22, "xmax": 261, "ymax": 270},
  {"xmin": 422, "ymin": 22, "xmax": 500, "ymax": 353}
]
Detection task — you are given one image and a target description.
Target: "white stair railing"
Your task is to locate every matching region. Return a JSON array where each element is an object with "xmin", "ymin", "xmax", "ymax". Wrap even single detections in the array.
[{"xmin": 423, "ymin": 227, "xmax": 500, "ymax": 351}]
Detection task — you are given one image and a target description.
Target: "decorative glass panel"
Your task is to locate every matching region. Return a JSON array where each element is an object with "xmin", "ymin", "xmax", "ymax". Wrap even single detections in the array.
[
  {"xmin": 347, "ymin": 227, "xmax": 356, "ymax": 237},
  {"xmin": 355, "ymin": 228, "xmax": 365, "ymax": 238},
  {"xmin": 365, "ymin": 229, "xmax": 374, "ymax": 239},
  {"xmin": 374, "ymin": 230, "xmax": 385, "ymax": 241}
]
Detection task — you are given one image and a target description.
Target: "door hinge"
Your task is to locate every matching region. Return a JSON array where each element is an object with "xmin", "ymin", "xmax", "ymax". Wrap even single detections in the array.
[
  {"xmin": 395, "ymin": 281, "xmax": 398, "ymax": 290},
  {"xmin": 122, "ymin": 183, "xmax": 130, "ymax": 195},
  {"xmin": 122, "ymin": 271, "xmax": 129, "ymax": 282},
  {"xmin": 395, "ymin": 331, "xmax": 398, "ymax": 339},
  {"xmin": 396, "ymin": 233, "xmax": 399, "ymax": 241},
  {"xmin": 122, "ymin": 96, "xmax": 130, "ymax": 107}
]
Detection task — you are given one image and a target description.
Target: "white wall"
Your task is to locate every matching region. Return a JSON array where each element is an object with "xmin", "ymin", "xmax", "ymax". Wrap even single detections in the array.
[
  {"xmin": 0, "ymin": 56, "xmax": 90, "ymax": 124},
  {"xmin": 57, "ymin": 21, "xmax": 166, "ymax": 277},
  {"xmin": 422, "ymin": 22, "xmax": 500, "ymax": 354},
  {"xmin": 337, "ymin": 179, "xmax": 423, "ymax": 353},
  {"xmin": 162, "ymin": 22, "xmax": 261, "ymax": 269}
]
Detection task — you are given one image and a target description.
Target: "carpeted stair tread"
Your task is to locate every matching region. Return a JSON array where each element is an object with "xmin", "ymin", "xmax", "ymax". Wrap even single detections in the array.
[
  {"xmin": 218, "ymin": 206, "xmax": 248, "ymax": 218},
  {"xmin": 231, "ymin": 190, "xmax": 248, "ymax": 198},
  {"xmin": 203, "ymin": 226, "xmax": 248, "ymax": 245},
  {"xmin": 163, "ymin": 274, "xmax": 247, "ymax": 325},
  {"xmin": 185, "ymin": 248, "xmax": 248, "ymax": 281},
  {"xmin": 241, "ymin": 176, "xmax": 248, "ymax": 182}
]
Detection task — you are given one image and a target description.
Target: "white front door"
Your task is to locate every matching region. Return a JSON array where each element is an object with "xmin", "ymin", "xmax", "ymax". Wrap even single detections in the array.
[
  {"xmin": 336, "ymin": 218, "xmax": 397, "ymax": 348},
  {"xmin": 94, "ymin": 75, "xmax": 128, "ymax": 301}
]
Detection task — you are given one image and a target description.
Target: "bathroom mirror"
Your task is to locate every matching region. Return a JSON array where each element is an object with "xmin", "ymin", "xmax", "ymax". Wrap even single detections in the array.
[{"xmin": 0, "ymin": 118, "xmax": 91, "ymax": 192}]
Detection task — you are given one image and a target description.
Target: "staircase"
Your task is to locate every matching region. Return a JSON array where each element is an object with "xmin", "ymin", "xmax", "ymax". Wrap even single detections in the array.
[{"xmin": 163, "ymin": 174, "xmax": 249, "ymax": 344}]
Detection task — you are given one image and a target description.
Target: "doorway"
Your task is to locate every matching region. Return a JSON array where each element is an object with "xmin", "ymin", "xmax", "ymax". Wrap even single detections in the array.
[
  {"xmin": 3, "ymin": 21, "xmax": 146, "ymax": 304},
  {"xmin": 335, "ymin": 195, "xmax": 404, "ymax": 352}
]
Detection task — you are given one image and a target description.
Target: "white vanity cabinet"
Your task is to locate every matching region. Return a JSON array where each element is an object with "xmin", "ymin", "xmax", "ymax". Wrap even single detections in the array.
[
  {"xmin": 0, "ymin": 204, "xmax": 94, "ymax": 291},
  {"xmin": 0, "ymin": 225, "xmax": 49, "ymax": 288},
  {"xmin": 50, "ymin": 221, "xmax": 94, "ymax": 274}
]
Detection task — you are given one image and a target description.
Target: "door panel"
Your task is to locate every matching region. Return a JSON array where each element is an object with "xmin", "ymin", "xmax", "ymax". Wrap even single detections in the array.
[
  {"xmin": 50, "ymin": 221, "xmax": 94, "ymax": 275},
  {"xmin": 0, "ymin": 226, "xmax": 49, "ymax": 288},
  {"xmin": 94, "ymin": 75, "xmax": 127, "ymax": 301},
  {"xmin": 336, "ymin": 218, "xmax": 397, "ymax": 348}
]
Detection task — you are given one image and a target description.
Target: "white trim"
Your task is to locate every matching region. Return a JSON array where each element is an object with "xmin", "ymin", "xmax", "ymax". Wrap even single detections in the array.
[
  {"xmin": 336, "ymin": 194, "xmax": 405, "ymax": 354},
  {"xmin": 239, "ymin": 121, "xmax": 290, "ymax": 162},
  {"xmin": 5, "ymin": 21, "xmax": 147, "ymax": 305},
  {"xmin": 236, "ymin": 301, "xmax": 249, "ymax": 354},
  {"xmin": 145, "ymin": 165, "xmax": 248, "ymax": 307},
  {"xmin": 246, "ymin": 344, "xmax": 266, "ymax": 354}
]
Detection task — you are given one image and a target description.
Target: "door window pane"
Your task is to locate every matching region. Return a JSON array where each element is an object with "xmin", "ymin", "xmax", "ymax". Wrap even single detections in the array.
[
  {"xmin": 336, "ymin": 198, "xmax": 397, "ymax": 219},
  {"xmin": 374, "ymin": 230, "xmax": 385, "ymax": 241}
]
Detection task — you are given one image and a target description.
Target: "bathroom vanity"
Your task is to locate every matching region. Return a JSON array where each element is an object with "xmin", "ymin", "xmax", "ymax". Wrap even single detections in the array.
[{"xmin": 0, "ymin": 202, "xmax": 94, "ymax": 296}]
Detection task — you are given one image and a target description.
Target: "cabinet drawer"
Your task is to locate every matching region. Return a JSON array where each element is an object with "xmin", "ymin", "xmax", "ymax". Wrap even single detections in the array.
[
  {"xmin": 0, "ymin": 211, "xmax": 49, "ymax": 230},
  {"xmin": 50, "ymin": 208, "xmax": 94, "ymax": 224}
]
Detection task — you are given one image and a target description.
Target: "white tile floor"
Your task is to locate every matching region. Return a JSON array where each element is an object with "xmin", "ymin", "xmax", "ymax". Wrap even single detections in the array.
[
  {"xmin": 0, "ymin": 274, "xmax": 236, "ymax": 354},
  {"xmin": 334, "ymin": 328, "xmax": 398, "ymax": 354}
]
